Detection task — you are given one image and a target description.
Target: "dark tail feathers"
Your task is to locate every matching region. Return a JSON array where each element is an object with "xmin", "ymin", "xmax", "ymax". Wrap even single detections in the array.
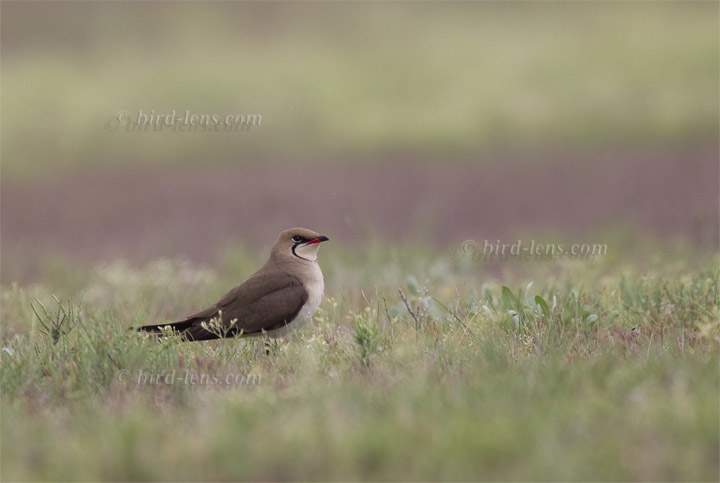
[{"xmin": 136, "ymin": 319, "xmax": 222, "ymax": 341}]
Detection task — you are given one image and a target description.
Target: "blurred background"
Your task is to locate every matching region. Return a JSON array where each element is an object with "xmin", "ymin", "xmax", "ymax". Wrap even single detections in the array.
[{"xmin": 2, "ymin": 1, "xmax": 718, "ymax": 283}]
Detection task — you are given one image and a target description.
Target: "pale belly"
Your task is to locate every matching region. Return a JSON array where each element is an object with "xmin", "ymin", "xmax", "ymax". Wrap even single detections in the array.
[{"xmin": 265, "ymin": 264, "xmax": 324, "ymax": 338}]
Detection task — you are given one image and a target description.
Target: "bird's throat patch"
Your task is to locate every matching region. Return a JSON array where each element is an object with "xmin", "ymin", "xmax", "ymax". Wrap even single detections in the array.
[{"xmin": 292, "ymin": 242, "xmax": 318, "ymax": 262}]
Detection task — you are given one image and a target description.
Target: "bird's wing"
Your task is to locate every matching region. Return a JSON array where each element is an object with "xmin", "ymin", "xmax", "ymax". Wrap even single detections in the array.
[{"xmin": 184, "ymin": 270, "xmax": 308, "ymax": 335}]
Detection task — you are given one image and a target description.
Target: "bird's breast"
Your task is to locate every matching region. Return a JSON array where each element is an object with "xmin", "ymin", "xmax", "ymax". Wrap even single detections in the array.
[
  {"xmin": 271, "ymin": 263, "xmax": 324, "ymax": 338},
  {"xmin": 300, "ymin": 263, "xmax": 324, "ymax": 319}
]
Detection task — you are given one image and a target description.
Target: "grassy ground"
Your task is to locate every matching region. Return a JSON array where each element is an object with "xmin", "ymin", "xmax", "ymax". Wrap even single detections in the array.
[
  {"xmin": 1, "ymin": 244, "xmax": 718, "ymax": 481},
  {"xmin": 2, "ymin": 2, "xmax": 718, "ymax": 480}
]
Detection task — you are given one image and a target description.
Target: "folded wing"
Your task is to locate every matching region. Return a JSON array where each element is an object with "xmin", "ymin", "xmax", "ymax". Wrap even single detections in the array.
[{"xmin": 138, "ymin": 270, "xmax": 308, "ymax": 341}]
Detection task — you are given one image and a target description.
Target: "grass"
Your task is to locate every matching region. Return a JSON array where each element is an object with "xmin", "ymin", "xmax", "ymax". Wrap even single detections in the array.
[
  {"xmin": 2, "ymin": 2, "xmax": 718, "ymax": 176},
  {"xmin": 3, "ymin": 3, "xmax": 717, "ymax": 479},
  {"xmin": 1, "ymin": 244, "xmax": 718, "ymax": 481}
]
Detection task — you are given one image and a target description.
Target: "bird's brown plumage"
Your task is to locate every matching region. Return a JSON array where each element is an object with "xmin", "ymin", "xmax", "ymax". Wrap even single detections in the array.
[{"xmin": 138, "ymin": 228, "xmax": 328, "ymax": 341}]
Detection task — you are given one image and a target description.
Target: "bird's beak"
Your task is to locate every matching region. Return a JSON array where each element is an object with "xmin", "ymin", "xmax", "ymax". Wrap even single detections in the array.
[{"xmin": 305, "ymin": 235, "xmax": 329, "ymax": 245}]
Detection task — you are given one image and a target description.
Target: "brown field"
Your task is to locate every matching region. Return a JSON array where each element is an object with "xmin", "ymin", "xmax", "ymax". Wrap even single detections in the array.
[{"xmin": 2, "ymin": 146, "xmax": 717, "ymax": 283}]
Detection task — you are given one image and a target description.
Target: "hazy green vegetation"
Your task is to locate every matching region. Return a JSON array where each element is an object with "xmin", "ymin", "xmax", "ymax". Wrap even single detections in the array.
[
  {"xmin": 2, "ymin": 2, "xmax": 718, "ymax": 176},
  {"xmin": 2, "ymin": 245, "xmax": 718, "ymax": 480},
  {"xmin": 2, "ymin": 2, "xmax": 718, "ymax": 480}
]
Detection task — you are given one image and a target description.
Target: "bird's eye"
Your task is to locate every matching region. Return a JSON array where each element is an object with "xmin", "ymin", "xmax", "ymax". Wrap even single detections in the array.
[{"xmin": 292, "ymin": 235, "xmax": 304, "ymax": 243}]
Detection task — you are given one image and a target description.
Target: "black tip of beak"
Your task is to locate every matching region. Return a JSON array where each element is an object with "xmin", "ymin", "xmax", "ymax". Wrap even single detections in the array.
[{"xmin": 305, "ymin": 235, "xmax": 329, "ymax": 245}]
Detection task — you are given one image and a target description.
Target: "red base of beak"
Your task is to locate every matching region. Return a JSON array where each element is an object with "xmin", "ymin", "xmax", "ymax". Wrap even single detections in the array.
[{"xmin": 306, "ymin": 235, "xmax": 330, "ymax": 245}]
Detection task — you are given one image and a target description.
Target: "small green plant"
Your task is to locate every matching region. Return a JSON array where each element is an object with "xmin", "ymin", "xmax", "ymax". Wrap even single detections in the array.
[
  {"xmin": 199, "ymin": 311, "xmax": 239, "ymax": 339},
  {"xmin": 30, "ymin": 296, "xmax": 80, "ymax": 345},
  {"xmin": 352, "ymin": 315, "xmax": 379, "ymax": 369}
]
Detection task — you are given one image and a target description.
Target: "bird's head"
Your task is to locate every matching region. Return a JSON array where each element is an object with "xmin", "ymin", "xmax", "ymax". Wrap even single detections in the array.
[{"xmin": 272, "ymin": 227, "xmax": 329, "ymax": 263}]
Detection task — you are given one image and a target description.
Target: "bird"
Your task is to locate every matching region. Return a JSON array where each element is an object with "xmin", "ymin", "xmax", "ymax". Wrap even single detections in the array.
[{"xmin": 138, "ymin": 227, "xmax": 329, "ymax": 341}]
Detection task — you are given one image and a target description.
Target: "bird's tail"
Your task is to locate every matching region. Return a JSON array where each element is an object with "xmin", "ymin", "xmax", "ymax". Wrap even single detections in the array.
[{"xmin": 136, "ymin": 319, "xmax": 221, "ymax": 341}]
